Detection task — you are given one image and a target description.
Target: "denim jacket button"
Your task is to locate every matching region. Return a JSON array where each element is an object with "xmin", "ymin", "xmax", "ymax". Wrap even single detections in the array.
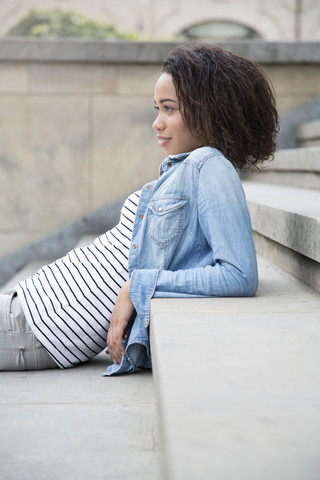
[{"xmin": 158, "ymin": 207, "xmax": 163, "ymax": 212}]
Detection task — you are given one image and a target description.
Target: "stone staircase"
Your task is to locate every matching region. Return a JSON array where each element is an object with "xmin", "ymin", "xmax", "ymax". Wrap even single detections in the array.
[
  {"xmin": 150, "ymin": 144, "xmax": 320, "ymax": 479},
  {"xmin": 2, "ymin": 143, "xmax": 320, "ymax": 479},
  {"xmin": 243, "ymin": 145, "xmax": 320, "ymax": 292}
]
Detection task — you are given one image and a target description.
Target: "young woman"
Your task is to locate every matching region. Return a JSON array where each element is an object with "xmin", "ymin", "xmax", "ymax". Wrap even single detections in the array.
[
  {"xmin": 0, "ymin": 44, "xmax": 278, "ymax": 373},
  {"xmin": 105, "ymin": 43, "xmax": 278, "ymax": 375}
]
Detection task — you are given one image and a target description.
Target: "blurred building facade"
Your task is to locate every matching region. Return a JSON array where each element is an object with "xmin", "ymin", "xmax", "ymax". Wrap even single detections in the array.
[{"xmin": 0, "ymin": 0, "xmax": 319, "ymax": 41}]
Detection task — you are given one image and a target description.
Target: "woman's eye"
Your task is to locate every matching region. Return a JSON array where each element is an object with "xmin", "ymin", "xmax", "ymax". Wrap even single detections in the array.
[
  {"xmin": 153, "ymin": 105, "xmax": 175, "ymax": 113},
  {"xmin": 163, "ymin": 105, "xmax": 176, "ymax": 113}
]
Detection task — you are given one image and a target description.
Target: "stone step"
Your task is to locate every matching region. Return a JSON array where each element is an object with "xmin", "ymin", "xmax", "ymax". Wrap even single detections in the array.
[
  {"xmin": 243, "ymin": 181, "xmax": 320, "ymax": 292},
  {"xmin": 150, "ymin": 254, "xmax": 320, "ymax": 480},
  {"xmin": 242, "ymin": 146, "xmax": 320, "ymax": 190},
  {"xmin": 1, "ymin": 231, "xmax": 161, "ymax": 480},
  {"xmin": 296, "ymin": 119, "xmax": 320, "ymax": 148},
  {"xmin": 1, "ymin": 354, "xmax": 160, "ymax": 480}
]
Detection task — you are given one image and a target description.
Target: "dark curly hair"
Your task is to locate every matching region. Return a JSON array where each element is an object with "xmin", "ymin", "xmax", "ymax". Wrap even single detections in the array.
[{"xmin": 163, "ymin": 44, "xmax": 279, "ymax": 170}]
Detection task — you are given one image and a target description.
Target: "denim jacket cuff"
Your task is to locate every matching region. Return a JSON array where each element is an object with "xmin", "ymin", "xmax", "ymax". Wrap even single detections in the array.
[{"xmin": 129, "ymin": 269, "xmax": 160, "ymax": 327}]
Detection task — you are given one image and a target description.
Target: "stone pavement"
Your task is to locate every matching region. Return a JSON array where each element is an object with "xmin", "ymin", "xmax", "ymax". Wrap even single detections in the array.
[
  {"xmin": 0, "ymin": 237, "xmax": 161, "ymax": 480},
  {"xmin": 0, "ymin": 352, "xmax": 161, "ymax": 480},
  {"xmin": 1, "ymin": 246, "xmax": 320, "ymax": 480}
]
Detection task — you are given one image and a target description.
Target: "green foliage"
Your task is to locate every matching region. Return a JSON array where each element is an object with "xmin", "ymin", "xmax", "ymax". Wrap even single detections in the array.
[{"xmin": 6, "ymin": 8, "xmax": 138, "ymax": 39}]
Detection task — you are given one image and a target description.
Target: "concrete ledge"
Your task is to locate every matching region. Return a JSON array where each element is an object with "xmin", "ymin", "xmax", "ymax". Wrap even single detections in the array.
[
  {"xmin": 252, "ymin": 231, "xmax": 320, "ymax": 293},
  {"xmin": 150, "ymin": 255, "xmax": 320, "ymax": 480},
  {"xmin": 270, "ymin": 146, "xmax": 320, "ymax": 171},
  {"xmin": 243, "ymin": 147, "xmax": 320, "ymax": 189},
  {"xmin": 243, "ymin": 182, "xmax": 320, "ymax": 264},
  {"xmin": 242, "ymin": 147, "xmax": 320, "ymax": 291},
  {"xmin": 243, "ymin": 180, "xmax": 320, "ymax": 290},
  {"xmin": 0, "ymin": 38, "xmax": 320, "ymax": 64},
  {"xmin": 296, "ymin": 119, "xmax": 320, "ymax": 147}
]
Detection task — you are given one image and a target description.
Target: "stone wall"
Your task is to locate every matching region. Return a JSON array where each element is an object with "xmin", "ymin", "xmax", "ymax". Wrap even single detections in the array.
[{"xmin": 0, "ymin": 39, "xmax": 320, "ymax": 258}]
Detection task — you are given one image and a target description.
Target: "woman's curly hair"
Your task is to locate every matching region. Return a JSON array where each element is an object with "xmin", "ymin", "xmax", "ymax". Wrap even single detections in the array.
[{"xmin": 163, "ymin": 44, "xmax": 279, "ymax": 170}]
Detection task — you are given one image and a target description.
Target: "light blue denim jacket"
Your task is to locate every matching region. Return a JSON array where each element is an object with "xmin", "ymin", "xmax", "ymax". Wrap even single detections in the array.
[{"xmin": 104, "ymin": 146, "xmax": 257, "ymax": 375}]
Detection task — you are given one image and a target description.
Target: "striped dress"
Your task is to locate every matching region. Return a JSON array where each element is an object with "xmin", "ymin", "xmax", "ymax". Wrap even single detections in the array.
[{"xmin": 16, "ymin": 191, "xmax": 140, "ymax": 368}]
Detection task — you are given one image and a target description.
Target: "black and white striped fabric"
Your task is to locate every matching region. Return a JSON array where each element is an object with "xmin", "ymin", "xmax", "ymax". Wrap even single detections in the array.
[{"xmin": 16, "ymin": 191, "xmax": 140, "ymax": 368}]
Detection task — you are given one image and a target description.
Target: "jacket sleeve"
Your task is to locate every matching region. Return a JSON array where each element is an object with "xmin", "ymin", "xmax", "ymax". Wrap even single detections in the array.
[{"xmin": 129, "ymin": 154, "xmax": 258, "ymax": 327}]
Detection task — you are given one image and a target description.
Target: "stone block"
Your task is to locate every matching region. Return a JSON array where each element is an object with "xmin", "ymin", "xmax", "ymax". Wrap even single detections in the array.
[
  {"xmin": 297, "ymin": 138, "xmax": 320, "ymax": 147},
  {"xmin": 243, "ymin": 181, "xmax": 320, "ymax": 290},
  {"xmin": 244, "ymin": 182, "xmax": 320, "ymax": 263},
  {"xmin": 253, "ymin": 232, "xmax": 320, "ymax": 293},
  {"xmin": 276, "ymin": 94, "xmax": 315, "ymax": 116},
  {"xmin": 0, "ymin": 96, "xmax": 90, "ymax": 236},
  {"xmin": 150, "ymin": 255, "xmax": 320, "ymax": 480},
  {"xmin": 273, "ymin": 146, "xmax": 320, "ymax": 171},
  {"xmin": 117, "ymin": 65, "xmax": 161, "ymax": 95},
  {"xmin": 265, "ymin": 65, "xmax": 320, "ymax": 95},
  {"xmin": 296, "ymin": 119, "xmax": 320, "ymax": 139},
  {"xmin": 30, "ymin": 62, "xmax": 117, "ymax": 94},
  {"xmin": 0, "ymin": 63, "xmax": 28, "ymax": 92},
  {"xmin": 242, "ymin": 147, "xmax": 320, "ymax": 190},
  {"xmin": 91, "ymin": 95, "xmax": 163, "ymax": 208},
  {"xmin": 245, "ymin": 170, "xmax": 320, "ymax": 191},
  {"xmin": 296, "ymin": 119, "xmax": 320, "ymax": 147}
]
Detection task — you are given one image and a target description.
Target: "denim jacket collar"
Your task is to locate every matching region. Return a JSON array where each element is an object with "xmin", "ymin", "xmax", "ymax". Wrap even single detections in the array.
[{"xmin": 158, "ymin": 152, "xmax": 191, "ymax": 177}]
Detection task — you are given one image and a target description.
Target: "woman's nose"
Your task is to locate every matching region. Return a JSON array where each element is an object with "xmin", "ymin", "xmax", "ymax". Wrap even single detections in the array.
[{"xmin": 152, "ymin": 113, "xmax": 164, "ymax": 131}]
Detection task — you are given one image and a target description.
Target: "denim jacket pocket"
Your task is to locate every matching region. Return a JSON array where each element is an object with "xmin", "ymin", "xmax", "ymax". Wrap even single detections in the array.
[{"xmin": 147, "ymin": 195, "xmax": 188, "ymax": 247}]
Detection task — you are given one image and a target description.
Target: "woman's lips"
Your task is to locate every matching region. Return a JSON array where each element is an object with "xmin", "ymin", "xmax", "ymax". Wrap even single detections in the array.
[{"xmin": 157, "ymin": 136, "xmax": 171, "ymax": 147}]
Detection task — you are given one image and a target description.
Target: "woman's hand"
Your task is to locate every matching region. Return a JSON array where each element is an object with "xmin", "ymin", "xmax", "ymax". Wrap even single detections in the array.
[{"xmin": 107, "ymin": 280, "xmax": 135, "ymax": 364}]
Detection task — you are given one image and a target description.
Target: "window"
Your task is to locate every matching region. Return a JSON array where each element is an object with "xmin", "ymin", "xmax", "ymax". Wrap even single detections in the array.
[{"xmin": 180, "ymin": 20, "xmax": 261, "ymax": 40}]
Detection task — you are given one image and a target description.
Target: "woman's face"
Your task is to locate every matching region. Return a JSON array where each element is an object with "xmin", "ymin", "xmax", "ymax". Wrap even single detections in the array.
[{"xmin": 152, "ymin": 73, "xmax": 202, "ymax": 156}]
